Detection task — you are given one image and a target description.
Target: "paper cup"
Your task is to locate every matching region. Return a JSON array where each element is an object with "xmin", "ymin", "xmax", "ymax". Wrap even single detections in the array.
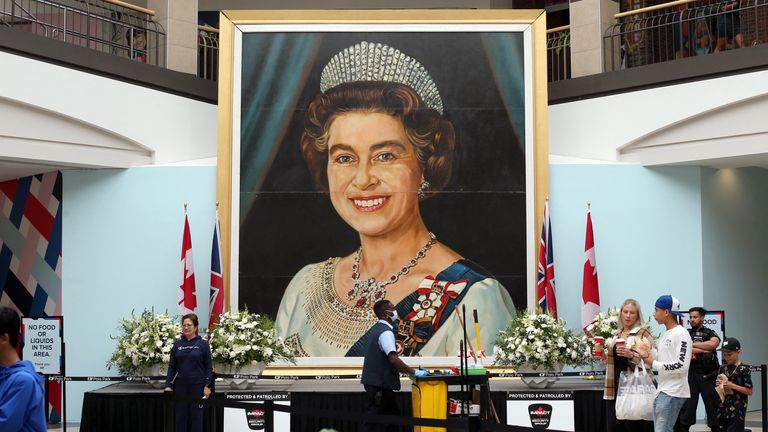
[{"xmin": 593, "ymin": 336, "xmax": 605, "ymax": 358}]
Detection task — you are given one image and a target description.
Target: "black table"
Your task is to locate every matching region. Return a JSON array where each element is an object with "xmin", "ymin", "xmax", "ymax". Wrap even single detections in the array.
[{"xmin": 79, "ymin": 378, "xmax": 607, "ymax": 432}]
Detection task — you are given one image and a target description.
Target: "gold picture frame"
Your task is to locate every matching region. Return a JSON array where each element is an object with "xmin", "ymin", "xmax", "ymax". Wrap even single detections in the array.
[{"xmin": 216, "ymin": 9, "xmax": 549, "ymax": 370}]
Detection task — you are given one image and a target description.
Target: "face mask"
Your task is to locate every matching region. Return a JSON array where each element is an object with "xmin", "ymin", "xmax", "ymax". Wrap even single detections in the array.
[{"xmin": 389, "ymin": 310, "xmax": 398, "ymax": 321}]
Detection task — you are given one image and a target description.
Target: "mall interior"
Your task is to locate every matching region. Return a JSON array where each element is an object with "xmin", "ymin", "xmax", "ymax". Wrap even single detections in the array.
[{"xmin": 1, "ymin": 0, "xmax": 767, "ymax": 431}]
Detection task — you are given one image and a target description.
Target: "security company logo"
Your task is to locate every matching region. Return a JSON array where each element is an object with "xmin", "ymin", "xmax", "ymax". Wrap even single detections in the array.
[
  {"xmin": 245, "ymin": 407, "xmax": 265, "ymax": 430},
  {"xmin": 528, "ymin": 403, "xmax": 553, "ymax": 429}
]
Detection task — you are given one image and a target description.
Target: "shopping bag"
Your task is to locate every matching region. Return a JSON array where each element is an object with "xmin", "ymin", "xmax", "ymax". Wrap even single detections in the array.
[{"xmin": 615, "ymin": 362, "xmax": 656, "ymax": 421}]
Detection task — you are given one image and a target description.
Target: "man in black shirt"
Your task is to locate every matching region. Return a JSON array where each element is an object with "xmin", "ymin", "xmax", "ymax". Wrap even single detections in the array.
[{"xmin": 676, "ymin": 307, "xmax": 721, "ymax": 432}]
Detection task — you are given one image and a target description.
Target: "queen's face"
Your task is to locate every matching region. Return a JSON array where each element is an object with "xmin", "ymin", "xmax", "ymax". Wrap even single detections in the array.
[{"xmin": 326, "ymin": 112, "xmax": 423, "ymax": 237}]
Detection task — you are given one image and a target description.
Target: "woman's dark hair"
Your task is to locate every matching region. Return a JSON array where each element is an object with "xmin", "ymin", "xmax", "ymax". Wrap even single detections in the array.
[
  {"xmin": 300, "ymin": 81, "xmax": 455, "ymax": 195},
  {"xmin": 0, "ymin": 306, "xmax": 21, "ymax": 348},
  {"xmin": 182, "ymin": 313, "xmax": 199, "ymax": 327}
]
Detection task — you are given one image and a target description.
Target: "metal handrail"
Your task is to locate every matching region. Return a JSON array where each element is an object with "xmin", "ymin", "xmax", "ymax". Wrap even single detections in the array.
[
  {"xmin": 547, "ymin": 24, "xmax": 570, "ymax": 33},
  {"xmin": 2, "ymin": 0, "xmax": 51, "ymax": 36},
  {"xmin": 198, "ymin": 24, "xmax": 218, "ymax": 33},
  {"xmin": 102, "ymin": 0, "xmax": 154, "ymax": 16},
  {"xmin": 197, "ymin": 25, "xmax": 218, "ymax": 81},
  {"xmin": 1, "ymin": 0, "xmax": 166, "ymax": 66},
  {"xmin": 604, "ymin": 1, "xmax": 765, "ymax": 71},
  {"xmin": 615, "ymin": 0, "xmax": 701, "ymax": 18},
  {"xmin": 547, "ymin": 27, "xmax": 571, "ymax": 81}
]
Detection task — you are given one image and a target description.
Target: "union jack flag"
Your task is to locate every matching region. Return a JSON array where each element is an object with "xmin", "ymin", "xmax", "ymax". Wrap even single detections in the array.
[
  {"xmin": 537, "ymin": 199, "xmax": 557, "ymax": 319},
  {"xmin": 208, "ymin": 209, "xmax": 224, "ymax": 330}
]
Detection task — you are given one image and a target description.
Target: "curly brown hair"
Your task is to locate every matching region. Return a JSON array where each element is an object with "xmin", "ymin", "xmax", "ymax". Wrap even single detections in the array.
[{"xmin": 300, "ymin": 81, "xmax": 455, "ymax": 195}]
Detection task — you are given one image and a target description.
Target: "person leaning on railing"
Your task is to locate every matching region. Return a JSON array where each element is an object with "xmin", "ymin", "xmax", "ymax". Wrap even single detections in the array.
[
  {"xmin": 715, "ymin": 0, "xmax": 745, "ymax": 51},
  {"xmin": 596, "ymin": 299, "xmax": 654, "ymax": 432}
]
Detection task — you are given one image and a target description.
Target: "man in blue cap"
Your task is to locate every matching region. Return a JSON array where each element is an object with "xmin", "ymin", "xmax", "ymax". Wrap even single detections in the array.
[{"xmin": 642, "ymin": 295, "xmax": 693, "ymax": 432}]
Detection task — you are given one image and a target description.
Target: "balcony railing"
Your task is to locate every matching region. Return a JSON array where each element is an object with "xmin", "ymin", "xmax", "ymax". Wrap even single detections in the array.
[
  {"xmin": 604, "ymin": 0, "xmax": 767, "ymax": 71},
  {"xmin": 547, "ymin": 25, "xmax": 571, "ymax": 81},
  {"xmin": 197, "ymin": 25, "xmax": 218, "ymax": 81},
  {"xmin": 1, "ymin": 0, "xmax": 165, "ymax": 67}
]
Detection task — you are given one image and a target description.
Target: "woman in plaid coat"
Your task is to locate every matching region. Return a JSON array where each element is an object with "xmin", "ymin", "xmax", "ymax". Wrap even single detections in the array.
[{"xmin": 600, "ymin": 299, "xmax": 654, "ymax": 432}]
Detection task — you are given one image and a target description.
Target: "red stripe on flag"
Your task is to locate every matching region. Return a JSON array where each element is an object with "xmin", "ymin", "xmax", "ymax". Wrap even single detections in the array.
[
  {"xmin": 179, "ymin": 215, "xmax": 197, "ymax": 313},
  {"xmin": 581, "ymin": 210, "xmax": 601, "ymax": 330}
]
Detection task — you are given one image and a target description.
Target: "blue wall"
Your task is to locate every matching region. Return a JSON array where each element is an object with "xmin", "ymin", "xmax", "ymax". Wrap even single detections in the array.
[
  {"xmin": 62, "ymin": 166, "xmax": 216, "ymax": 422},
  {"xmin": 702, "ymin": 167, "xmax": 768, "ymax": 410},
  {"xmin": 59, "ymin": 163, "xmax": 765, "ymax": 422},
  {"xmin": 549, "ymin": 165, "xmax": 704, "ymax": 337}
]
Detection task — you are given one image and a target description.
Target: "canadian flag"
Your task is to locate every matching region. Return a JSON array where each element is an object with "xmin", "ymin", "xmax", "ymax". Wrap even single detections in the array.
[
  {"xmin": 581, "ymin": 208, "xmax": 600, "ymax": 330},
  {"xmin": 179, "ymin": 213, "xmax": 197, "ymax": 315}
]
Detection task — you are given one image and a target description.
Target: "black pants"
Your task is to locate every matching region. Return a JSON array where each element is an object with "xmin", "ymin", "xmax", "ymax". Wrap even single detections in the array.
[
  {"xmin": 363, "ymin": 384, "xmax": 400, "ymax": 432},
  {"xmin": 174, "ymin": 383, "xmax": 205, "ymax": 432},
  {"xmin": 606, "ymin": 398, "xmax": 654, "ymax": 432},
  {"xmin": 719, "ymin": 417, "xmax": 745, "ymax": 432},
  {"xmin": 677, "ymin": 372, "xmax": 720, "ymax": 431}
]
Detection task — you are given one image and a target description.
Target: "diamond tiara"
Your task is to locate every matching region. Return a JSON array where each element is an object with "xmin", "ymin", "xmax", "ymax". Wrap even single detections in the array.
[{"xmin": 319, "ymin": 41, "xmax": 444, "ymax": 114}]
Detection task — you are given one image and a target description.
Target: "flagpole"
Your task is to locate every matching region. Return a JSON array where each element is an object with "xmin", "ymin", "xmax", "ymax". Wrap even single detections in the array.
[{"xmin": 586, "ymin": 200, "xmax": 598, "ymax": 379}]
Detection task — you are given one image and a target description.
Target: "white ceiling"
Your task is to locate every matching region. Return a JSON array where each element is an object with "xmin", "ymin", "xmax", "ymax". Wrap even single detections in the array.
[{"xmin": 0, "ymin": 160, "xmax": 69, "ymax": 182}]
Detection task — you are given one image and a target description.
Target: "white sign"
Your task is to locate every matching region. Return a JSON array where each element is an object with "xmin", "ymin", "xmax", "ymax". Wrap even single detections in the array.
[
  {"xmin": 222, "ymin": 392, "xmax": 290, "ymax": 432},
  {"xmin": 507, "ymin": 391, "xmax": 575, "ymax": 431},
  {"xmin": 22, "ymin": 317, "xmax": 63, "ymax": 375}
]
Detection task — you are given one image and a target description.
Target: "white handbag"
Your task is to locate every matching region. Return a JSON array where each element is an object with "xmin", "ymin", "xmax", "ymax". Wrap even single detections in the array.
[{"xmin": 615, "ymin": 362, "xmax": 656, "ymax": 421}]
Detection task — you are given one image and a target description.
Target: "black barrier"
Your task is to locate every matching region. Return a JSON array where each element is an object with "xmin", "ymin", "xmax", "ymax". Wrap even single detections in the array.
[
  {"xmin": 48, "ymin": 364, "xmax": 768, "ymax": 430},
  {"xmin": 164, "ymin": 391, "xmax": 572, "ymax": 432},
  {"xmin": 164, "ymin": 391, "xmax": 474, "ymax": 430}
]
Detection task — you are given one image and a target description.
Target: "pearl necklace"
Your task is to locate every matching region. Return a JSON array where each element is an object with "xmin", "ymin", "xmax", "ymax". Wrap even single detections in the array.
[{"xmin": 346, "ymin": 232, "xmax": 437, "ymax": 307}]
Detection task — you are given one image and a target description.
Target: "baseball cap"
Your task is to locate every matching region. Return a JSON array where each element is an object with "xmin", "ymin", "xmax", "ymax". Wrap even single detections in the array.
[
  {"xmin": 719, "ymin": 337, "xmax": 741, "ymax": 352},
  {"xmin": 655, "ymin": 295, "xmax": 683, "ymax": 318}
]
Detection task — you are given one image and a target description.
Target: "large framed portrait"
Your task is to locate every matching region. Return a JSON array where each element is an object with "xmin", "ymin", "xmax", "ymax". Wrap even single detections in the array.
[{"xmin": 217, "ymin": 10, "xmax": 549, "ymax": 361}]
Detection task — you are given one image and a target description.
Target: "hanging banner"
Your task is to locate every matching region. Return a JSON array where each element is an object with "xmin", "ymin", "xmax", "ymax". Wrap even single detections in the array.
[{"xmin": 21, "ymin": 316, "xmax": 63, "ymax": 375}]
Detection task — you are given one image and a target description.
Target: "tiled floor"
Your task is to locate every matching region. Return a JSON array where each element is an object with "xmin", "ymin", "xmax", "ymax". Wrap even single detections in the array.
[{"xmin": 689, "ymin": 410, "xmax": 764, "ymax": 431}]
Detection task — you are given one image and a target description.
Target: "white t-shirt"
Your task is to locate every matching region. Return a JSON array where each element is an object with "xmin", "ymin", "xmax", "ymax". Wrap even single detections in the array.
[
  {"xmin": 652, "ymin": 324, "xmax": 693, "ymax": 398},
  {"xmin": 377, "ymin": 320, "xmax": 397, "ymax": 355}
]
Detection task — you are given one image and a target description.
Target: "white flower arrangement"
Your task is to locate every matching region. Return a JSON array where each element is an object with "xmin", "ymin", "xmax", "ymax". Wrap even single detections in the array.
[
  {"xmin": 493, "ymin": 311, "xmax": 591, "ymax": 369},
  {"xmin": 585, "ymin": 308, "xmax": 620, "ymax": 341},
  {"xmin": 208, "ymin": 310, "xmax": 294, "ymax": 367},
  {"xmin": 584, "ymin": 307, "xmax": 654, "ymax": 350},
  {"xmin": 107, "ymin": 309, "xmax": 180, "ymax": 375}
]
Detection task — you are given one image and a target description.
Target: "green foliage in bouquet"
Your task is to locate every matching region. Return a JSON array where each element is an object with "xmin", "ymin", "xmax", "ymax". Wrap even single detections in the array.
[
  {"xmin": 107, "ymin": 309, "xmax": 180, "ymax": 375},
  {"xmin": 208, "ymin": 310, "xmax": 295, "ymax": 366},
  {"xmin": 493, "ymin": 311, "xmax": 591, "ymax": 369}
]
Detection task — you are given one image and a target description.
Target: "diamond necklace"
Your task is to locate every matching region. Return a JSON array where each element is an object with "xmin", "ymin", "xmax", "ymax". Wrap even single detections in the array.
[{"xmin": 346, "ymin": 232, "xmax": 437, "ymax": 308}]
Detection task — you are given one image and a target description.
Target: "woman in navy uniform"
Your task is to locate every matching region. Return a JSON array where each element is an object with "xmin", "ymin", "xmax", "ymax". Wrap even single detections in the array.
[{"xmin": 164, "ymin": 313, "xmax": 212, "ymax": 432}]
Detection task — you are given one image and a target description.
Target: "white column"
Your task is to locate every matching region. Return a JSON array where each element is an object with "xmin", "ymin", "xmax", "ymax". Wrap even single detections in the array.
[
  {"xmin": 148, "ymin": 0, "xmax": 198, "ymax": 74},
  {"xmin": 569, "ymin": 0, "xmax": 618, "ymax": 77}
]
